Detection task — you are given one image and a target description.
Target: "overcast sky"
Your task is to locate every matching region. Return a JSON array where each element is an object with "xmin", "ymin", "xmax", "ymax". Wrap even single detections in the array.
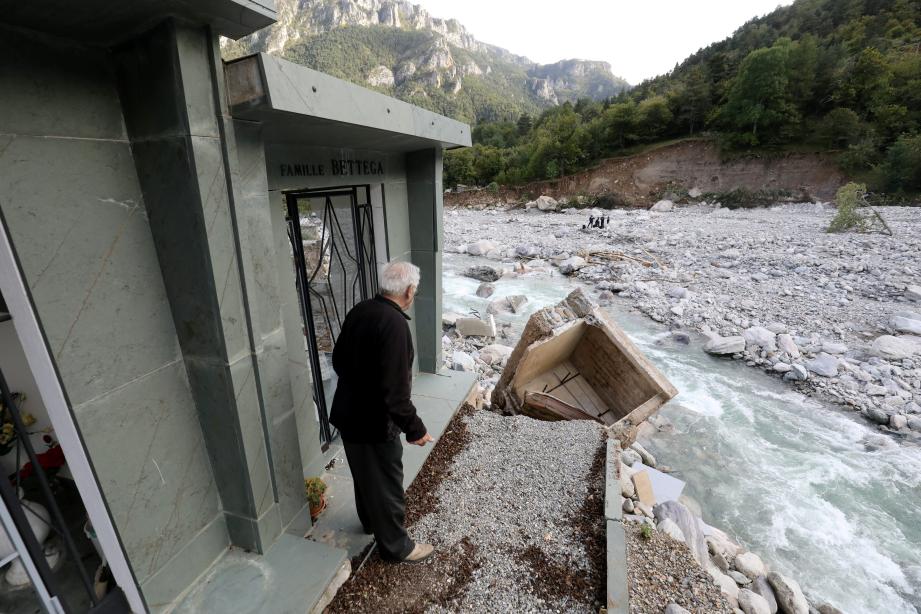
[{"xmin": 414, "ymin": 0, "xmax": 795, "ymax": 84}]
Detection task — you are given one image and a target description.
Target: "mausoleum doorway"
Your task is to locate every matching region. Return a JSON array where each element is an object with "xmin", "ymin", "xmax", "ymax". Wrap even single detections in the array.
[{"xmin": 284, "ymin": 186, "xmax": 386, "ymax": 448}]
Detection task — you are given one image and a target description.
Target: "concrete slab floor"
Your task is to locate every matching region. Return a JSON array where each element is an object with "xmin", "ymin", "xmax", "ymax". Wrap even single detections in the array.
[
  {"xmin": 167, "ymin": 534, "xmax": 346, "ymax": 614},
  {"xmin": 306, "ymin": 370, "xmax": 476, "ymax": 559}
]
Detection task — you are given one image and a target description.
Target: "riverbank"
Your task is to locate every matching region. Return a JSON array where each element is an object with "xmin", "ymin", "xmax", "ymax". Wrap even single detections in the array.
[{"xmin": 443, "ymin": 201, "xmax": 921, "ymax": 440}]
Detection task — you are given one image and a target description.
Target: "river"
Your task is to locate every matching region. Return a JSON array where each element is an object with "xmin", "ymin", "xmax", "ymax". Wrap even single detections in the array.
[{"xmin": 442, "ymin": 253, "xmax": 921, "ymax": 614}]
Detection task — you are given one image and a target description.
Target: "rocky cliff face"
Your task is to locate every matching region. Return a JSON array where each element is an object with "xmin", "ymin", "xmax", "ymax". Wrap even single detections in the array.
[{"xmin": 222, "ymin": 0, "xmax": 629, "ymax": 121}]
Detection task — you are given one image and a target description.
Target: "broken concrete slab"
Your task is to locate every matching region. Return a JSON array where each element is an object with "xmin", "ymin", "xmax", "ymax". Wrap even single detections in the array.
[
  {"xmin": 455, "ymin": 315, "xmax": 496, "ymax": 338},
  {"xmin": 630, "ymin": 463, "xmax": 686, "ymax": 504},
  {"xmin": 632, "ymin": 471, "xmax": 655, "ymax": 507},
  {"xmin": 442, "ymin": 311, "xmax": 463, "ymax": 327}
]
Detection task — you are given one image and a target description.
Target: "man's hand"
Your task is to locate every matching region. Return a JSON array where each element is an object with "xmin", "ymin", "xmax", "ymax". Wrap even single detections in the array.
[{"xmin": 408, "ymin": 433, "xmax": 433, "ymax": 446}]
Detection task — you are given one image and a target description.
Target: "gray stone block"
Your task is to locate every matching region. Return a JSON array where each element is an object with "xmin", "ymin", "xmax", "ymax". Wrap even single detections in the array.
[
  {"xmin": 604, "ymin": 439, "xmax": 623, "ymax": 522},
  {"xmin": 606, "ymin": 519, "xmax": 629, "ymax": 614}
]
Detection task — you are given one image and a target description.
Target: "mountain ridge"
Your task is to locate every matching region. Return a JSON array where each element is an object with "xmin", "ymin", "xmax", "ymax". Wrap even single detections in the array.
[{"xmin": 221, "ymin": 0, "xmax": 630, "ymax": 122}]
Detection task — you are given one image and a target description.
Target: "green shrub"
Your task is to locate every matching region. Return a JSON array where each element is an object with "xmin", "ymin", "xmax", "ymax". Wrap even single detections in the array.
[{"xmin": 828, "ymin": 182, "xmax": 870, "ymax": 233}]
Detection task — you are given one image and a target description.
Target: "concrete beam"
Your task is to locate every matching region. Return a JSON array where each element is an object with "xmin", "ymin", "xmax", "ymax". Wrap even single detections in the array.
[{"xmin": 113, "ymin": 19, "xmax": 274, "ymax": 553}]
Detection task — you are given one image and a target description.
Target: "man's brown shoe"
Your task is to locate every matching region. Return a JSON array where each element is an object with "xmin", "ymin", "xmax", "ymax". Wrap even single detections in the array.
[{"xmin": 402, "ymin": 543, "xmax": 434, "ymax": 563}]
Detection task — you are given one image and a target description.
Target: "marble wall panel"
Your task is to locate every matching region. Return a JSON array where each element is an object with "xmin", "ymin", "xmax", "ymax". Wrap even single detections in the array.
[
  {"xmin": 0, "ymin": 136, "xmax": 183, "ymax": 406},
  {"xmin": 73, "ymin": 360, "xmax": 222, "ymax": 583},
  {"xmin": 0, "ymin": 25, "xmax": 126, "ymax": 140}
]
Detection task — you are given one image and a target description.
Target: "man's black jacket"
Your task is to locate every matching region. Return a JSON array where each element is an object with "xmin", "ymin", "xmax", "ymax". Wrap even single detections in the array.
[{"xmin": 329, "ymin": 295, "xmax": 427, "ymax": 443}]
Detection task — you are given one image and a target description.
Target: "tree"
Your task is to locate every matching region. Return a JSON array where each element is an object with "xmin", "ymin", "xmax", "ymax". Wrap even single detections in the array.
[
  {"xmin": 787, "ymin": 35, "xmax": 819, "ymax": 110},
  {"xmin": 676, "ymin": 64, "xmax": 711, "ymax": 135},
  {"xmin": 818, "ymin": 108, "xmax": 865, "ymax": 148},
  {"xmin": 602, "ymin": 101, "xmax": 639, "ymax": 150},
  {"xmin": 443, "ymin": 148, "xmax": 476, "ymax": 188},
  {"xmin": 636, "ymin": 95, "xmax": 674, "ymax": 141},
  {"xmin": 834, "ymin": 47, "xmax": 892, "ymax": 118},
  {"xmin": 716, "ymin": 43, "xmax": 800, "ymax": 147},
  {"xmin": 524, "ymin": 105, "xmax": 588, "ymax": 179},
  {"xmin": 878, "ymin": 133, "xmax": 921, "ymax": 192},
  {"xmin": 516, "ymin": 113, "xmax": 533, "ymax": 136}
]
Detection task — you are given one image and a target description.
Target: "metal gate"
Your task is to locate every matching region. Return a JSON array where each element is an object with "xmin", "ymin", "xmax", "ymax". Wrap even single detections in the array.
[{"xmin": 285, "ymin": 186, "xmax": 380, "ymax": 448}]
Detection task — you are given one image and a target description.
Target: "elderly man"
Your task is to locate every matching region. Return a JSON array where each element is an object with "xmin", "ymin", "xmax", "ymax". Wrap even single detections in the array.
[{"xmin": 329, "ymin": 260, "xmax": 434, "ymax": 563}]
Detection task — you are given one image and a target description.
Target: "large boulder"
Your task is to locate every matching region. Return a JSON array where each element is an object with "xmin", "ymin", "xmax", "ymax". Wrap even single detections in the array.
[
  {"xmin": 526, "ymin": 195, "xmax": 559, "ymax": 211},
  {"xmin": 735, "ymin": 552, "xmax": 767, "ymax": 579},
  {"xmin": 515, "ymin": 244, "xmax": 541, "ymax": 258},
  {"xmin": 767, "ymin": 572, "xmax": 808, "ymax": 614},
  {"xmin": 466, "ymin": 239, "xmax": 498, "ymax": 256},
  {"xmin": 805, "ymin": 352, "xmax": 839, "ymax": 378},
  {"xmin": 651, "ymin": 199, "xmax": 675, "ymax": 212},
  {"xmin": 871, "ymin": 335, "xmax": 921, "ymax": 360},
  {"xmin": 558, "ymin": 256, "xmax": 587, "ymax": 275},
  {"xmin": 653, "ymin": 501, "xmax": 708, "ymax": 565},
  {"xmin": 783, "ymin": 364, "xmax": 809, "ymax": 382},
  {"xmin": 475, "ymin": 282, "xmax": 495, "ymax": 298},
  {"xmin": 865, "ymin": 407, "xmax": 889, "ymax": 424},
  {"xmin": 709, "ymin": 568, "xmax": 740, "ymax": 607},
  {"xmin": 751, "ymin": 575, "xmax": 778, "ymax": 613},
  {"xmin": 451, "ymin": 351, "xmax": 476, "ymax": 372},
  {"xmin": 486, "ymin": 295, "xmax": 529, "ymax": 315},
  {"xmin": 777, "ymin": 334, "xmax": 800, "ymax": 358},
  {"xmin": 479, "ymin": 344, "xmax": 513, "ymax": 366},
  {"xmin": 906, "ymin": 285, "xmax": 921, "ymax": 302},
  {"xmin": 630, "ymin": 442, "xmax": 657, "ymax": 467},
  {"xmin": 464, "ymin": 265, "xmax": 502, "ymax": 282},
  {"xmin": 707, "ymin": 526, "xmax": 743, "ymax": 559},
  {"xmin": 891, "ymin": 314, "xmax": 921, "ymax": 335},
  {"xmin": 705, "ymin": 335, "xmax": 746, "ymax": 355},
  {"xmin": 739, "ymin": 589, "xmax": 772, "ymax": 614},
  {"xmin": 536, "ymin": 195, "xmax": 559, "ymax": 211},
  {"xmin": 657, "ymin": 518, "xmax": 686, "ymax": 543},
  {"xmin": 743, "ymin": 326, "xmax": 778, "ymax": 352}
]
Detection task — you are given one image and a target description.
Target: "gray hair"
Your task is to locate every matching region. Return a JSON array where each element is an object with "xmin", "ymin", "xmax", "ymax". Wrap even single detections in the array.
[{"xmin": 379, "ymin": 261, "xmax": 420, "ymax": 296}]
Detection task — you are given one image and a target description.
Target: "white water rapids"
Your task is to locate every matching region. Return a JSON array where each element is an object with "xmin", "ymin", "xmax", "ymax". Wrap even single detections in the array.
[{"xmin": 443, "ymin": 254, "xmax": 921, "ymax": 614}]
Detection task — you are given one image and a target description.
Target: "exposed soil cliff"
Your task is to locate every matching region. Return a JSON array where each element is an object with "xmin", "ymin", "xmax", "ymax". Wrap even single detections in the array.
[{"xmin": 446, "ymin": 139, "xmax": 847, "ymax": 208}]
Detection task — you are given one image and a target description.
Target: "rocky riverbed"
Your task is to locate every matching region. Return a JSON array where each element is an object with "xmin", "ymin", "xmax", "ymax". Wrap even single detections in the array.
[{"xmin": 442, "ymin": 200, "xmax": 921, "ymax": 439}]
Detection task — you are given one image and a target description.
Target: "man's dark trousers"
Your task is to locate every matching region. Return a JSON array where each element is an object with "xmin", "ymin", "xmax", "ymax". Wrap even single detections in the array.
[{"xmin": 343, "ymin": 437, "xmax": 414, "ymax": 560}]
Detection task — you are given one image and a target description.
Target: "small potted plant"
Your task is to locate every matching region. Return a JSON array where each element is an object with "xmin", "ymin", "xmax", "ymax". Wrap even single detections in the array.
[{"xmin": 305, "ymin": 477, "xmax": 327, "ymax": 522}]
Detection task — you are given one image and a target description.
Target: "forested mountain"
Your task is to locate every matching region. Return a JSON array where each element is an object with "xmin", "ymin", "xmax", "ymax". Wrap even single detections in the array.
[
  {"xmin": 221, "ymin": 0, "xmax": 630, "ymax": 123},
  {"xmin": 446, "ymin": 0, "xmax": 921, "ymax": 194}
]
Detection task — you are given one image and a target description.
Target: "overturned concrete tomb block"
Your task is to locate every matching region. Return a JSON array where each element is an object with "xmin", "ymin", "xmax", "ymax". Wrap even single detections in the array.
[{"xmin": 491, "ymin": 288, "xmax": 678, "ymax": 427}]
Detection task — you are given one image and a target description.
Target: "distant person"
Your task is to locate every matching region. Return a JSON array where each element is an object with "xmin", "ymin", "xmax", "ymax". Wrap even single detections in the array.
[{"xmin": 329, "ymin": 261, "xmax": 434, "ymax": 563}]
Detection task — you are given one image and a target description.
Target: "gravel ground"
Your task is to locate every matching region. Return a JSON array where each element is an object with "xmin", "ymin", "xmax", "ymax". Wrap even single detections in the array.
[
  {"xmin": 625, "ymin": 523, "xmax": 734, "ymax": 614},
  {"xmin": 327, "ymin": 407, "xmax": 607, "ymax": 613},
  {"xmin": 444, "ymin": 203, "xmax": 921, "ymax": 436}
]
